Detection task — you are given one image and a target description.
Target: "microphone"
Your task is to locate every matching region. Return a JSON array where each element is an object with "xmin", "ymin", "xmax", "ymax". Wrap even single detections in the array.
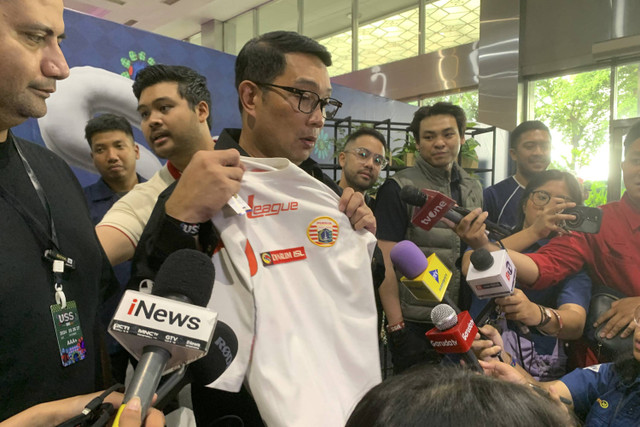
[
  {"xmin": 390, "ymin": 240, "xmax": 455, "ymax": 307},
  {"xmin": 425, "ymin": 304, "xmax": 482, "ymax": 372},
  {"xmin": 188, "ymin": 319, "xmax": 238, "ymax": 386},
  {"xmin": 400, "ymin": 185, "xmax": 511, "ymax": 239},
  {"xmin": 109, "ymin": 249, "xmax": 218, "ymax": 421},
  {"xmin": 466, "ymin": 248, "xmax": 517, "ymax": 327}
]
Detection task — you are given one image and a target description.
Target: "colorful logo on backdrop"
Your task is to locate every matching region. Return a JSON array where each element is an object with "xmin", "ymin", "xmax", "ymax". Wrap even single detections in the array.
[
  {"xmin": 307, "ymin": 217, "xmax": 339, "ymax": 247},
  {"xmin": 121, "ymin": 51, "xmax": 156, "ymax": 79}
]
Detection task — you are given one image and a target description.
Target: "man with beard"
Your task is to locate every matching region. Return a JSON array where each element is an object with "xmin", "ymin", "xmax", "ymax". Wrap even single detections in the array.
[
  {"xmin": 338, "ymin": 127, "xmax": 387, "ymax": 209},
  {"xmin": 483, "ymin": 120, "xmax": 552, "ymax": 231}
]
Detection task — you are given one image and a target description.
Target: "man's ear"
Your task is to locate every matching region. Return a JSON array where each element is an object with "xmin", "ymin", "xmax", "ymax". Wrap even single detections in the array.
[
  {"xmin": 338, "ymin": 152, "xmax": 347, "ymax": 168},
  {"xmin": 509, "ymin": 147, "xmax": 517, "ymax": 162},
  {"xmin": 196, "ymin": 100, "xmax": 209, "ymax": 124},
  {"xmin": 134, "ymin": 143, "xmax": 140, "ymax": 160},
  {"xmin": 238, "ymin": 80, "xmax": 260, "ymax": 118}
]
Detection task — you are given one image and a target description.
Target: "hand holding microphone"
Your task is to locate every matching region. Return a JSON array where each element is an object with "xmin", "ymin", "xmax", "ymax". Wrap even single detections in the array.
[
  {"xmin": 400, "ymin": 185, "xmax": 511, "ymax": 240},
  {"xmin": 425, "ymin": 304, "xmax": 483, "ymax": 372},
  {"xmin": 110, "ymin": 249, "xmax": 218, "ymax": 423}
]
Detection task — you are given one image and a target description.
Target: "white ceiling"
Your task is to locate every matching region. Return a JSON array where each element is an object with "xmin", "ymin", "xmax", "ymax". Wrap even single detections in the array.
[{"xmin": 64, "ymin": 0, "xmax": 269, "ymax": 40}]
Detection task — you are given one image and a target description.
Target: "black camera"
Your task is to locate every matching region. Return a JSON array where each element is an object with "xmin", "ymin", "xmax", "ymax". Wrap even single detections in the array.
[{"xmin": 562, "ymin": 206, "xmax": 603, "ymax": 234}]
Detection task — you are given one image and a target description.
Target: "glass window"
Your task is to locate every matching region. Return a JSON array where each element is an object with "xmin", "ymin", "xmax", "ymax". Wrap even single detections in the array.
[
  {"xmin": 223, "ymin": 11, "xmax": 255, "ymax": 55},
  {"xmin": 615, "ymin": 63, "xmax": 640, "ymax": 120},
  {"xmin": 422, "ymin": 90, "xmax": 478, "ymax": 122},
  {"xmin": 258, "ymin": 0, "xmax": 298, "ymax": 34},
  {"xmin": 530, "ymin": 68, "xmax": 612, "ymax": 205},
  {"xmin": 318, "ymin": 30, "xmax": 353, "ymax": 76},
  {"xmin": 358, "ymin": 8, "xmax": 419, "ymax": 70},
  {"xmin": 424, "ymin": 0, "xmax": 480, "ymax": 54}
]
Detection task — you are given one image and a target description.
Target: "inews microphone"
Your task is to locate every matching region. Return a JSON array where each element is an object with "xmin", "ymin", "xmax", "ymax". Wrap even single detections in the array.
[
  {"xmin": 425, "ymin": 304, "xmax": 482, "ymax": 372},
  {"xmin": 466, "ymin": 248, "xmax": 516, "ymax": 326},
  {"xmin": 400, "ymin": 185, "xmax": 511, "ymax": 239},
  {"xmin": 390, "ymin": 240, "xmax": 454, "ymax": 307},
  {"xmin": 109, "ymin": 249, "xmax": 218, "ymax": 422}
]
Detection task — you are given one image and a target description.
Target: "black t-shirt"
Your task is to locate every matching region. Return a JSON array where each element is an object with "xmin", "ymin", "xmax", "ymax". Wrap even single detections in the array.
[{"xmin": 0, "ymin": 133, "xmax": 115, "ymax": 420}]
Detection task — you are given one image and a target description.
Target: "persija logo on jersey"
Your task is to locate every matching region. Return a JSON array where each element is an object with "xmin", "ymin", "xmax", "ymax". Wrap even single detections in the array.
[{"xmin": 246, "ymin": 195, "xmax": 299, "ymax": 218}]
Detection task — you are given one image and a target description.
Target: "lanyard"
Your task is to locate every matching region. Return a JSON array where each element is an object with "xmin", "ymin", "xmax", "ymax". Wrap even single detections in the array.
[{"xmin": 0, "ymin": 132, "xmax": 75, "ymax": 305}]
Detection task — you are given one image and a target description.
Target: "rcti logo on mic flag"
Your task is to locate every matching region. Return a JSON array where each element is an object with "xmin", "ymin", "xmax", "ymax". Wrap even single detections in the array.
[{"xmin": 411, "ymin": 189, "xmax": 456, "ymax": 231}]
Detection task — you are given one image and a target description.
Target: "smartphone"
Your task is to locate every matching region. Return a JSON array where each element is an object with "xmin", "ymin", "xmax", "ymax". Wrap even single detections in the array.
[{"xmin": 562, "ymin": 206, "xmax": 603, "ymax": 234}]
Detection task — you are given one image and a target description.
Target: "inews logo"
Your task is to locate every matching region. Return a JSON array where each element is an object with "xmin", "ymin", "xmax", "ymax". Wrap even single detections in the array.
[{"xmin": 247, "ymin": 195, "xmax": 299, "ymax": 218}]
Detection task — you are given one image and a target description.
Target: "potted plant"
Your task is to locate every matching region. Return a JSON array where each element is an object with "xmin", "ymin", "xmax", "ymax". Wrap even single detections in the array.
[
  {"xmin": 460, "ymin": 137, "xmax": 480, "ymax": 169},
  {"xmin": 391, "ymin": 133, "xmax": 417, "ymax": 167}
]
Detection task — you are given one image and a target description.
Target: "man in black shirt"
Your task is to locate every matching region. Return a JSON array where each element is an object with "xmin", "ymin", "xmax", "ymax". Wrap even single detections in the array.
[{"xmin": 0, "ymin": 0, "xmax": 117, "ymax": 421}]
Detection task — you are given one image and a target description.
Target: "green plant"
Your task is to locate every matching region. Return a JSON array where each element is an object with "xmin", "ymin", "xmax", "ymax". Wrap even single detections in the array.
[
  {"xmin": 460, "ymin": 137, "xmax": 480, "ymax": 163},
  {"xmin": 391, "ymin": 133, "xmax": 416, "ymax": 167}
]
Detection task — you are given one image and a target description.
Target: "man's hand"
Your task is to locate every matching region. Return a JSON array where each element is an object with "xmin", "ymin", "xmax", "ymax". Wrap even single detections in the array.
[
  {"xmin": 594, "ymin": 296, "xmax": 640, "ymax": 339},
  {"xmin": 472, "ymin": 324, "xmax": 504, "ymax": 360},
  {"xmin": 338, "ymin": 187, "xmax": 376, "ymax": 233},
  {"xmin": 165, "ymin": 149, "xmax": 244, "ymax": 223},
  {"xmin": 495, "ymin": 289, "xmax": 541, "ymax": 326},
  {"xmin": 454, "ymin": 208, "xmax": 489, "ymax": 249},
  {"xmin": 479, "ymin": 359, "xmax": 528, "ymax": 385},
  {"xmin": 117, "ymin": 397, "xmax": 165, "ymax": 427}
]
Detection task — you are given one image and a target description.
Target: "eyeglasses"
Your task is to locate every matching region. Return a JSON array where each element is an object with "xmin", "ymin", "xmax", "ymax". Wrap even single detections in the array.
[
  {"xmin": 529, "ymin": 190, "xmax": 573, "ymax": 207},
  {"xmin": 344, "ymin": 147, "xmax": 388, "ymax": 168},
  {"xmin": 255, "ymin": 82, "xmax": 343, "ymax": 119}
]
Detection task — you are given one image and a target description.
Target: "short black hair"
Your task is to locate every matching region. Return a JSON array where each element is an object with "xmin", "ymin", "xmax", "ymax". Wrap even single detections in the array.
[
  {"xmin": 346, "ymin": 365, "xmax": 575, "ymax": 427},
  {"xmin": 235, "ymin": 31, "xmax": 332, "ymax": 111},
  {"xmin": 344, "ymin": 128, "xmax": 386, "ymax": 151},
  {"xmin": 132, "ymin": 64, "xmax": 212, "ymax": 129},
  {"xmin": 624, "ymin": 120, "xmax": 640, "ymax": 158},
  {"xmin": 84, "ymin": 113, "xmax": 134, "ymax": 148},
  {"xmin": 409, "ymin": 102, "xmax": 466, "ymax": 142},
  {"xmin": 509, "ymin": 120, "xmax": 551, "ymax": 149}
]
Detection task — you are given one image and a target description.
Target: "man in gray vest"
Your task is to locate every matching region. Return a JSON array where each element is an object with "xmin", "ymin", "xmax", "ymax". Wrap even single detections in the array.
[{"xmin": 374, "ymin": 102, "xmax": 482, "ymax": 373}]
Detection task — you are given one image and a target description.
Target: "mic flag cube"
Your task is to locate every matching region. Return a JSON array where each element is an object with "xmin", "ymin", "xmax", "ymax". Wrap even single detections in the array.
[
  {"xmin": 410, "ymin": 189, "xmax": 456, "ymax": 231},
  {"xmin": 400, "ymin": 253, "xmax": 452, "ymax": 303},
  {"xmin": 109, "ymin": 290, "xmax": 218, "ymax": 373},
  {"xmin": 425, "ymin": 310, "xmax": 478, "ymax": 354}
]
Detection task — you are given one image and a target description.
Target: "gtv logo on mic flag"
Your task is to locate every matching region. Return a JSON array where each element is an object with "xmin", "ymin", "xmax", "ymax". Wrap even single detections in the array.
[{"xmin": 411, "ymin": 189, "xmax": 456, "ymax": 231}]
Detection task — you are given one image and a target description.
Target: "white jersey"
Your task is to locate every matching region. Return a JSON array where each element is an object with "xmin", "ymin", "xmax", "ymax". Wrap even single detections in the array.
[{"xmin": 207, "ymin": 157, "xmax": 381, "ymax": 427}]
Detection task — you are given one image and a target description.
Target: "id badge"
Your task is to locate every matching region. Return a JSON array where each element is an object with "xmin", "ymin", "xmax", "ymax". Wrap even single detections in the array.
[{"xmin": 50, "ymin": 300, "xmax": 86, "ymax": 367}]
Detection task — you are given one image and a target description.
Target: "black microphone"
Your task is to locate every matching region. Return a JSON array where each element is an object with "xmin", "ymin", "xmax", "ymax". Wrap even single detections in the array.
[
  {"xmin": 400, "ymin": 185, "xmax": 511, "ymax": 239},
  {"xmin": 188, "ymin": 319, "xmax": 238, "ymax": 386},
  {"xmin": 111, "ymin": 249, "xmax": 217, "ymax": 423}
]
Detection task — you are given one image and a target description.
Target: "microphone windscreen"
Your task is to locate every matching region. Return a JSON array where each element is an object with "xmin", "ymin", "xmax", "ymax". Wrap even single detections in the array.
[
  {"xmin": 390, "ymin": 240, "xmax": 428, "ymax": 279},
  {"xmin": 189, "ymin": 320, "xmax": 238, "ymax": 385},
  {"xmin": 431, "ymin": 304, "xmax": 458, "ymax": 330},
  {"xmin": 399, "ymin": 185, "xmax": 427, "ymax": 207},
  {"xmin": 153, "ymin": 248, "xmax": 215, "ymax": 307},
  {"xmin": 470, "ymin": 248, "xmax": 495, "ymax": 271}
]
